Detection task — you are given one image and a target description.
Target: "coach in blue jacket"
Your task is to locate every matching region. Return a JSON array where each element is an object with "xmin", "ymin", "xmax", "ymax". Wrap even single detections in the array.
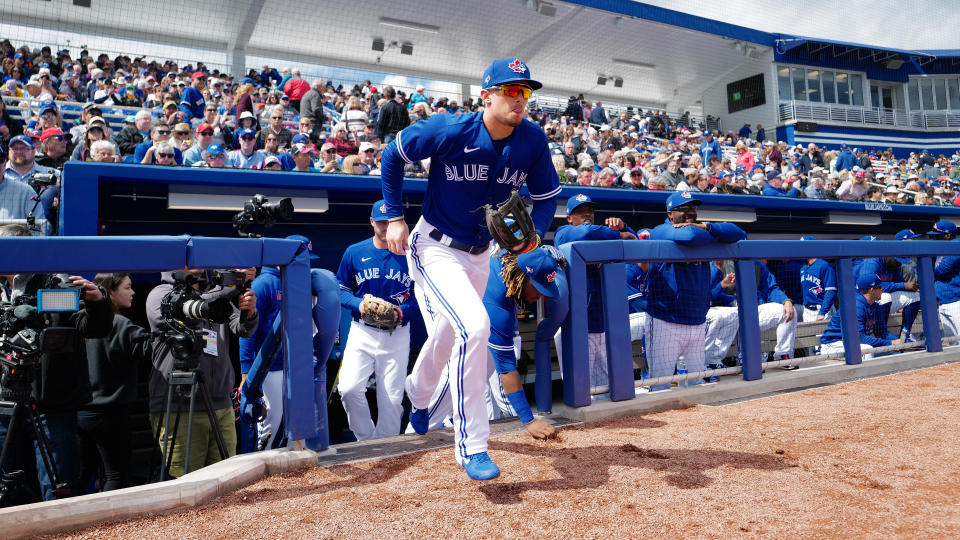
[
  {"xmin": 820, "ymin": 273, "xmax": 899, "ymax": 357},
  {"xmin": 645, "ymin": 191, "xmax": 746, "ymax": 391}
]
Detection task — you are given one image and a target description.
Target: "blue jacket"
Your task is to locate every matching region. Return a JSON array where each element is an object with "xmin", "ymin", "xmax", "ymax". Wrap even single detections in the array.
[
  {"xmin": 766, "ymin": 259, "xmax": 804, "ymax": 304},
  {"xmin": 762, "ymin": 183, "xmax": 800, "ymax": 197},
  {"xmin": 699, "ymin": 139, "xmax": 722, "ymax": 165},
  {"xmin": 710, "ymin": 264, "xmax": 736, "ymax": 307},
  {"xmin": 239, "ymin": 267, "xmax": 283, "ymax": 374},
  {"xmin": 800, "ymin": 259, "xmax": 838, "ymax": 315},
  {"xmin": 857, "ymin": 257, "xmax": 908, "ymax": 293},
  {"xmin": 934, "ymin": 241, "xmax": 960, "ymax": 304},
  {"xmin": 626, "ymin": 263, "xmax": 648, "ymax": 314},
  {"xmin": 645, "ymin": 220, "xmax": 746, "ymax": 325},
  {"xmin": 179, "ymin": 86, "xmax": 206, "ymax": 123},
  {"xmin": 820, "ymin": 292, "xmax": 895, "ymax": 347},
  {"xmin": 834, "ymin": 149, "xmax": 857, "ymax": 171},
  {"xmin": 753, "ymin": 261, "xmax": 790, "ymax": 305},
  {"xmin": 554, "ymin": 223, "xmax": 622, "ymax": 333}
]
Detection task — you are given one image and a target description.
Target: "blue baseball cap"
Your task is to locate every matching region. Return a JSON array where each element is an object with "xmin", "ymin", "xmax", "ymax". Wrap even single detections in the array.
[
  {"xmin": 371, "ymin": 199, "xmax": 390, "ymax": 222},
  {"xmin": 39, "ymin": 99, "xmax": 57, "ymax": 115},
  {"xmin": 860, "ymin": 235, "xmax": 877, "ymax": 241},
  {"xmin": 766, "ymin": 170, "xmax": 782, "ymax": 180},
  {"xmin": 800, "ymin": 235, "xmax": 817, "ymax": 241},
  {"xmin": 856, "ymin": 273, "xmax": 882, "ymax": 291},
  {"xmin": 481, "ymin": 57, "xmax": 542, "ymax": 91},
  {"xmin": 517, "ymin": 248, "xmax": 560, "ymax": 298},
  {"xmin": 565, "ymin": 193, "xmax": 596, "ymax": 216},
  {"xmin": 928, "ymin": 220, "xmax": 958, "ymax": 236},
  {"xmin": 286, "ymin": 234, "xmax": 320, "ymax": 260},
  {"xmin": 895, "ymin": 229, "xmax": 921, "ymax": 241},
  {"xmin": 8, "ymin": 134, "xmax": 34, "ymax": 149},
  {"xmin": 236, "ymin": 127, "xmax": 256, "ymax": 138},
  {"xmin": 703, "ymin": 129, "xmax": 712, "ymax": 137},
  {"xmin": 204, "ymin": 143, "xmax": 226, "ymax": 157},
  {"xmin": 291, "ymin": 133, "xmax": 310, "ymax": 145},
  {"xmin": 666, "ymin": 191, "xmax": 702, "ymax": 211}
]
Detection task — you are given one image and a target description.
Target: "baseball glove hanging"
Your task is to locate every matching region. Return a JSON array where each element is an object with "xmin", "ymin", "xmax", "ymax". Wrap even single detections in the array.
[
  {"xmin": 360, "ymin": 294, "xmax": 399, "ymax": 333},
  {"xmin": 485, "ymin": 190, "xmax": 539, "ymax": 252}
]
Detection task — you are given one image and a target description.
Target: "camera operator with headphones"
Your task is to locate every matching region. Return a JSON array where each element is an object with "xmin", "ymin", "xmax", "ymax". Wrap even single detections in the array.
[
  {"xmin": 0, "ymin": 224, "xmax": 114, "ymax": 505},
  {"xmin": 145, "ymin": 269, "xmax": 257, "ymax": 479}
]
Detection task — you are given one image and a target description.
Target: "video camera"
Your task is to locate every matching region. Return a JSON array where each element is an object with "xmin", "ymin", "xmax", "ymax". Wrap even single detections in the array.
[
  {"xmin": 156, "ymin": 269, "xmax": 249, "ymax": 371},
  {"xmin": 231, "ymin": 194, "xmax": 294, "ymax": 238},
  {"xmin": 28, "ymin": 173, "xmax": 57, "ymax": 196},
  {"xmin": 0, "ymin": 276, "xmax": 81, "ymax": 403}
]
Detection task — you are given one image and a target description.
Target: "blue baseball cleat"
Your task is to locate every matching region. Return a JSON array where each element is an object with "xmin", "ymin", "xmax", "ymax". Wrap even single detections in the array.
[
  {"xmin": 408, "ymin": 407, "xmax": 429, "ymax": 435},
  {"xmin": 462, "ymin": 452, "xmax": 500, "ymax": 481}
]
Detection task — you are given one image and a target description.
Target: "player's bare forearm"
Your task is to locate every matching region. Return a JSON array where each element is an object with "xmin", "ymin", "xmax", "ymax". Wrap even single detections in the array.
[{"xmin": 386, "ymin": 220, "xmax": 409, "ymax": 255}]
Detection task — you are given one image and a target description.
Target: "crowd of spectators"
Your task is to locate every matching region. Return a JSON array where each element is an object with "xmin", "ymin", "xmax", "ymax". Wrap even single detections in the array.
[{"xmin": 2, "ymin": 39, "xmax": 960, "ymax": 233}]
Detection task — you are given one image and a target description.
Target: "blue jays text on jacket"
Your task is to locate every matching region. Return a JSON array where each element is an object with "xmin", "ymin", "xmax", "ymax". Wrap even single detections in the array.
[
  {"xmin": 554, "ymin": 223, "xmax": 628, "ymax": 333},
  {"xmin": 239, "ymin": 267, "xmax": 284, "ymax": 374},
  {"xmin": 626, "ymin": 263, "xmax": 648, "ymax": 314},
  {"xmin": 800, "ymin": 258, "xmax": 837, "ymax": 315},
  {"xmin": 336, "ymin": 238, "xmax": 417, "ymax": 323},
  {"xmin": 934, "ymin": 240, "xmax": 960, "ymax": 304},
  {"xmin": 380, "ymin": 112, "xmax": 561, "ymax": 246},
  {"xmin": 820, "ymin": 293, "xmax": 895, "ymax": 347},
  {"xmin": 645, "ymin": 220, "xmax": 746, "ymax": 325},
  {"xmin": 856, "ymin": 257, "xmax": 908, "ymax": 293}
]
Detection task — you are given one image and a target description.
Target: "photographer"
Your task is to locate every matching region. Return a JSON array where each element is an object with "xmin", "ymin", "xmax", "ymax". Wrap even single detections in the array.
[
  {"xmin": 145, "ymin": 269, "xmax": 258, "ymax": 478},
  {"xmin": 0, "ymin": 224, "xmax": 114, "ymax": 504},
  {"xmin": 78, "ymin": 273, "xmax": 151, "ymax": 492}
]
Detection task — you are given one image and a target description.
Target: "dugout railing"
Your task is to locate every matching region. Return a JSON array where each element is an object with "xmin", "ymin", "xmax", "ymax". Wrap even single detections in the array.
[
  {"xmin": 559, "ymin": 238, "xmax": 960, "ymax": 408},
  {"xmin": 0, "ymin": 234, "xmax": 332, "ymax": 450}
]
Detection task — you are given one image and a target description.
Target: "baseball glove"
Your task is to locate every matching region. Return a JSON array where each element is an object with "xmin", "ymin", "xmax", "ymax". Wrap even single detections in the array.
[
  {"xmin": 360, "ymin": 294, "xmax": 399, "ymax": 333},
  {"xmin": 485, "ymin": 190, "xmax": 539, "ymax": 252}
]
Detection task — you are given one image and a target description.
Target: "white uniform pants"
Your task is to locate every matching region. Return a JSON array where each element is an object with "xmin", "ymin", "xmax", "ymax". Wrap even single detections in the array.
[
  {"xmin": 553, "ymin": 330, "xmax": 608, "ymax": 389},
  {"xmin": 646, "ymin": 317, "xmax": 706, "ymax": 392},
  {"xmin": 704, "ymin": 306, "xmax": 738, "ymax": 368},
  {"xmin": 940, "ymin": 300, "xmax": 960, "ymax": 337},
  {"xmin": 629, "ymin": 312, "xmax": 649, "ymax": 342},
  {"xmin": 258, "ymin": 370, "xmax": 286, "ymax": 449},
  {"xmin": 802, "ymin": 305, "xmax": 835, "ymax": 323},
  {"xmin": 758, "ymin": 302, "xmax": 797, "ymax": 358},
  {"xmin": 820, "ymin": 340, "xmax": 875, "ymax": 359},
  {"xmin": 406, "ymin": 219, "xmax": 491, "ymax": 464},
  {"xmin": 880, "ymin": 290, "xmax": 920, "ymax": 312},
  {"xmin": 337, "ymin": 322, "xmax": 410, "ymax": 441}
]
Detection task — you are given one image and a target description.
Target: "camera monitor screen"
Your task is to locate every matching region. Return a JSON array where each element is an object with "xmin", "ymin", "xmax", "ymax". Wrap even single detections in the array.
[{"xmin": 37, "ymin": 289, "xmax": 80, "ymax": 312}]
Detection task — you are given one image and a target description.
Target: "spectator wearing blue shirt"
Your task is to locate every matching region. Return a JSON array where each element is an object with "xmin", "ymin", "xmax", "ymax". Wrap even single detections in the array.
[
  {"xmin": 133, "ymin": 123, "xmax": 184, "ymax": 165},
  {"xmin": 762, "ymin": 171, "xmax": 800, "ymax": 197},
  {"xmin": 738, "ymin": 123, "xmax": 752, "ymax": 140},
  {"xmin": 178, "ymin": 72, "xmax": 207, "ymax": 123},
  {"xmin": 226, "ymin": 128, "xmax": 267, "ymax": 169},
  {"xmin": 820, "ymin": 273, "xmax": 899, "ymax": 357},
  {"xmin": 0, "ymin": 145, "xmax": 46, "ymax": 234},
  {"xmin": 699, "ymin": 130, "xmax": 721, "ymax": 166},
  {"xmin": 589, "ymin": 101, "xmax": 608, "ymax": 125},
  {"xmin": 834, "ymin": 144, "xmax": 857, "ymax": 172}
]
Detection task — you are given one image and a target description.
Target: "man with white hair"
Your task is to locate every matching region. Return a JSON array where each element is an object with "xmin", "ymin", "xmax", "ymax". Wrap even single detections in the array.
[{"xmin": 115, "ymin": 109, "xmax": 153, "ymax": 157}]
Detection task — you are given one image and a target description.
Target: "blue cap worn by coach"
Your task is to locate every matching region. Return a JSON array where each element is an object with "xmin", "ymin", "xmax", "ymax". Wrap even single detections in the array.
[
  {"xmin": 928, "ymin": 220, "xmax": 958, "ymax": 236},
  {"xmin": 517, "ymin": 248, "xmax": 560, "ymax": 298},
  {"xmin": 371, "ymin": 199, "xmax": 390, "ymax": 222},
  {"xmin": 895, "ymin": 229, "xmax": 922, "ymax": 241},
  {"xmin": 481, "ymin": 57, "xmax": 542, "ymax": 90},
  {"xmin": 286, "ymin": 234, "xmax": 320, "ymax": 260},
  {"xmin": 565, "ymin": 193, "xmax": 596, "ymax": 216},
  {"xmin": 666, "ymin": 191, "xmax": 702, "ymax": 211},
  {"xmin": 857, "ymin": 273, "xmax": 882, "ymax": 291}
]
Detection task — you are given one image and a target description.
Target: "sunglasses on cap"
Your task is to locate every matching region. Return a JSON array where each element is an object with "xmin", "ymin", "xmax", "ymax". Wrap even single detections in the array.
[{"xmin": 487, "ymin": 85, "xmax": 532, "ymax": 99}]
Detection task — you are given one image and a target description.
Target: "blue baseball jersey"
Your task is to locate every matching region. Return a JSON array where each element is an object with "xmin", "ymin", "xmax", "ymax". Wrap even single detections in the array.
[
  {"xmin": 626, "ymin": 263, "xmax": 648, "ymax": 314},
  {"xmin": 239, "ymin": 266, "xmax": 283, "ymax": 374},
  {"xmin": 856, "ymin": 257, "xmax": 908, "ymax": 293},
  {"xmin": 934, "ymin": 241, "xmax": 960, "ymax": 304},
  {"xmin": 820, "ymin": 293, "xmax": 895, "ymax": 347},
  {"xmin": 800, "ymin": 259, "xmax": 838, "ymax": 315},
  {"xmin": 336, "ymin": 238, "xmax": 417, "ymax": 322},
  {"xmin": 554, "ymin": 223, "xmax": 621, "ymax": 333},
  {"xmin": 380, "ymin": 112, "xmax": 561, "ymax": 245},
  {"xmin": 645, "ymin": 220, "xmax": 746, "ymax": 325}
]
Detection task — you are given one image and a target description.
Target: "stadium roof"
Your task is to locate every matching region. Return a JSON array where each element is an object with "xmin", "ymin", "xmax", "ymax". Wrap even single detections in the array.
[{"xmin": 3, "ymin": 0, "xmax": 959, "ymax": 109}]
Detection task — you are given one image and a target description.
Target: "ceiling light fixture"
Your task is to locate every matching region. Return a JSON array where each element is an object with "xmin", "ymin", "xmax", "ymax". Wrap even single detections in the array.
[
  {"xmin": 378, "ymin": 17, "xmax": 440, "ymax": 34},
  {"xmin": 612, "ymin": 58, "xmax": 656, "ymax": 70}
]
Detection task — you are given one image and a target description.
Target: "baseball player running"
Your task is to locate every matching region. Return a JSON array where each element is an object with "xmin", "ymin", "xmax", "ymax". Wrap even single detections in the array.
[
  {"xmin": 335, "ymin": 200, "xmax": 417, "ymax": 441},
  {"xmin": 380, "ymin": 58, "xmax": 560, "ymax": 480}
]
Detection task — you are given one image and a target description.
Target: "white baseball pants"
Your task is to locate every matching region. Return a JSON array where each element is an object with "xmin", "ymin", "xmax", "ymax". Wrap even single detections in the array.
[
  {"xmin": 704, "ymin": 306, "xmax": 738, "ymax": 368},
  {"xmin": 646, "ymin": 317, "xmax": 706, "ymax": 392}
]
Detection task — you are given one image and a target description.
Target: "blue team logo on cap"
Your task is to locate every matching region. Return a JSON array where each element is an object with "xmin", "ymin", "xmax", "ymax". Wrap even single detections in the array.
[{"xmin": 508, "ymin": 59, "xmax": 527, "ymax": 73}]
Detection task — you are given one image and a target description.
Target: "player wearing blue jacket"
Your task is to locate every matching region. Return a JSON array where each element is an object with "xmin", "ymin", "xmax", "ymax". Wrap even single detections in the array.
[
  {"xmin": 799, "ymin": 236, "xmax": 838, "ymax": 321},
  {"xmin": 645, "ymin": 191, "xmax": 746, "ymax": 391},
  {"xmin": 335, "ymin": 201, "xmax": 417, "ymax": 442},
  {"xmin": 380, "ymin": 58, "xmax": 559, "ymax": 481},
  {"xmin": 928, "ymin": 221, "xmax": 960, "ymax": 336},
  {"xmin": 820, "ymin": 273, "xmax": 899, "ymax": 357},
  {"xmin": 553, "ymin": 193, "xmax": 637, "ymax": 388}
]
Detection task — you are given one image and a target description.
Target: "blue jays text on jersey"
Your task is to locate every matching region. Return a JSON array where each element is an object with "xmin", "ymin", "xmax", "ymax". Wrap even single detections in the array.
[
  {"xmin": 799, "ymin": 258, "xmax": 837, "ymax": 314},
  {"xmin": 336, "ymin": 238, "xmax": 417, "ymax": 322},
  {"xmin": 380, "ymin": 112, "xmax": 561, "ymax": 246}
]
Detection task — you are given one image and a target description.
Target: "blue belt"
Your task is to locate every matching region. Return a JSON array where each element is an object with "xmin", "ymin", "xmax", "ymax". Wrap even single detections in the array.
[{"xmin": 428, "ymin": 228, "xmax": 489, "ymax": 255}]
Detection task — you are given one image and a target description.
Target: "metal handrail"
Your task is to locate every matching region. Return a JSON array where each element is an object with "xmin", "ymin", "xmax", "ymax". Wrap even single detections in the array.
[{"xmin": 779, "ymin": 100, "xmax": 960, "ymax": 130}]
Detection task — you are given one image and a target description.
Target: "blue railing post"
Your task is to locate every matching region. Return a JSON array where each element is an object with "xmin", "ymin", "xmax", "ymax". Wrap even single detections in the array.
[
  {"xmin": 601, "ymin": 261, "xmax": 634, "ymax": 402},
  {"xmin": 560, "ymin": 246, "xmax": 591, "ymax": 407},
  {"xmin": 917, "ymin": 256, "xmax": 943, "ymax": 353},
  {"xmin": 279, "ymin": 248, "xmax": 318, "ymax": 445},
  {"xmin": 733, "ymin": 260, "xmax": 762, "ymax": 380},
  {"xmin": 835, "ymin": 258, "xmax": 863, "ymax": 365}
]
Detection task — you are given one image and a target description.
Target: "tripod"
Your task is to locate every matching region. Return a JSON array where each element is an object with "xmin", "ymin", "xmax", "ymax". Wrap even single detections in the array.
[
  {"xmin": 0, "ymin": 398, "xmax": 68, "ymax": 506},
  {"xmin": 155, "ymin": 370, "xmax": 229, "ymax": 481}
]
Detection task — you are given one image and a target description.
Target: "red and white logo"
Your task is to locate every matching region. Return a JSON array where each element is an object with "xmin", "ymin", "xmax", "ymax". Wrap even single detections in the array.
[
  {"xmin": 380, "ymin": 204, "xmax": 387, "ymax": 213},
  {"xmin": 681, "ymin": 191, "xmax": 692, "ymax": 199},
  {"xmin": 545, "ymin": 270, "xmax": 556, "ymax": 283},
  {"xmin": 508, "ymin": 59, "xmax": 526, "ymax": 73},
  {"xmin": 575, "ymin": 194, "xmax": 587, "ymax": 201},
  {"xmin": 484, "ymin": 75, "xmax": 490, "ymax": 84}
]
